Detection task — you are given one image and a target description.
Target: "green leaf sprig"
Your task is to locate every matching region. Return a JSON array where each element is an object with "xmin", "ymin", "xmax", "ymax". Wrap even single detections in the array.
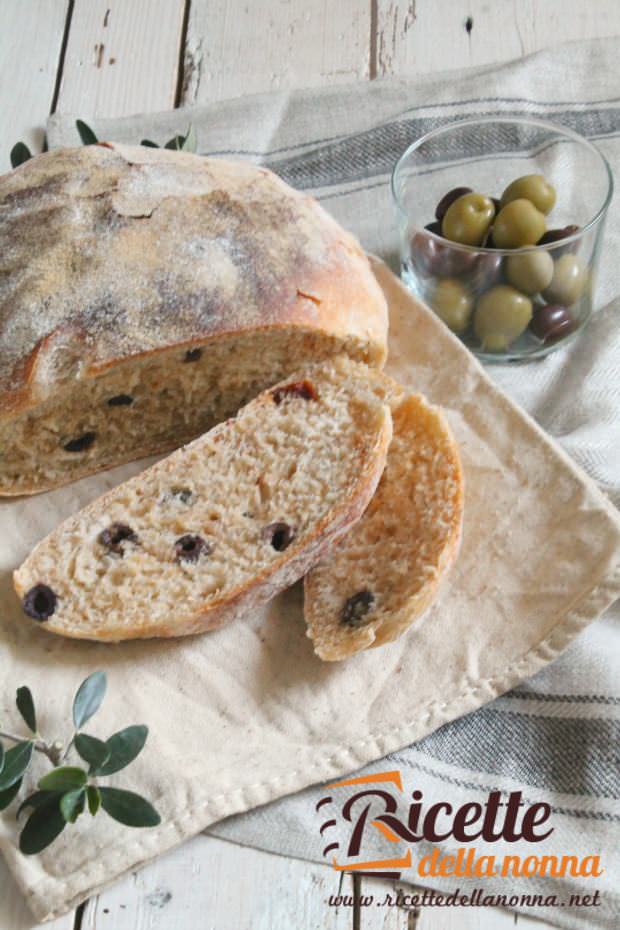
[
  {"xmin": 0, "ymin": 672, "xmax": 160, "ymax": 855},
  {"xmin": 10, "ymin": 120, "xmax": 198, "ymax": 167},
  {"xmin": 75, "ymin": 119, "xmax": 99, "ymax": 146},
  {"xmin": 10, "ymin": 142, "xmax": 32, "ymax": 168}
]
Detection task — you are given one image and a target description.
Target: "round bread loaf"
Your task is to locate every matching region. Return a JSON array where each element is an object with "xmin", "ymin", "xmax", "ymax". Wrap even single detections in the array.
[{"xmin": 0, "ymin": 144, "xmax": 388, "ymax": 495}]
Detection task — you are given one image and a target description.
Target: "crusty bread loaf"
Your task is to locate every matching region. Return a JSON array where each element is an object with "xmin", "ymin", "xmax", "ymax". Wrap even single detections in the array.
[
  {"xmin": 304, "ymin": 390, "xmax": 463, "ymax": 660},
  {"xmin": 13, "ymin": 359, "xmax": 392, "ymax": 642},
  {"xmin": 0, "ymin": 144, "xmax": 388, "ymax": 495}
]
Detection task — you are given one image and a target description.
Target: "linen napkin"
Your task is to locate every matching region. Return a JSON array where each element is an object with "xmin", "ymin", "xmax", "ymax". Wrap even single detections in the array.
[{"xmin": 3, "ymin": 34, "xmax": 613, "ymax": 929}]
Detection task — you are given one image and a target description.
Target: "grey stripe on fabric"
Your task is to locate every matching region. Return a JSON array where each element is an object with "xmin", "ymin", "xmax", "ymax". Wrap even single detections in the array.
[
  {"xmin": 252, "ymin": 107, "xmax": 620, "ymax": 191},
  {"xmin": 199, "ymin": 96, "xmax": 620, "ymax": 162},
  {"xmin": 386, "ymin": 756, "xmax": 620, "ymax": 823},
  {"xmin": 508, "ymin": 692, "xmax": 620, "ymax": 706},
  {"xmin": 410, "ymin": 708, "xmax": 620, "ymax": 799}
]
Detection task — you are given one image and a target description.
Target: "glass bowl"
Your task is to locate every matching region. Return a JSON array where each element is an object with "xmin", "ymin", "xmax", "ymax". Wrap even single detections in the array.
[{"xmin": 391, "ymin": 116, "xmax": 613, "ymax": 361}]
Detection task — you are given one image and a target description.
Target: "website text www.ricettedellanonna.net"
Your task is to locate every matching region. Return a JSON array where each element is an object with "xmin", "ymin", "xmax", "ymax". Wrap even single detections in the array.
[{"xmin": 327, "ymin": 887, "xmax": 602, "ymax": 911}]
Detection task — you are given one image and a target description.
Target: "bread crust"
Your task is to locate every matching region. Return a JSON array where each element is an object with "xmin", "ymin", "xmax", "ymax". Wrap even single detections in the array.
[{"xmin": 0, "ymin": 144, "xmax": 387, "ymax": 420}]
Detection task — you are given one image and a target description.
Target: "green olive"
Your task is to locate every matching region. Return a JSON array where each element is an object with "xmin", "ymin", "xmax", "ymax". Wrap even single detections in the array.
[
  {"xmin": 542, "ymin": 254, "xmax": 587, "ymax": 305},
  {"xmin": 505, "ymin": 251, "xmax": 554, "ymax": 295},
  {"xmin": 492, "ymin": 199, "xmax": 546, "ymax": 249},
  {"xmin": 441, "ymin": 192, "xmax": 495, "ymax": 246},
  {"xmin": 431, "ymin": 279, "xmax": 473, "ymax": 333},
  {"xmin": 500, "ymin": 174, "xmax": 556, "ymax": 215},
  {"xmin": 474, "ymin": 285, "xmax": 533, "ymax": 351}
]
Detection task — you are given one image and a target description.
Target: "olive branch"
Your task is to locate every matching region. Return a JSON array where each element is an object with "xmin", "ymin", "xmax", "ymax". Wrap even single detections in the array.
[
  {"xmin": 9, "ymin": 119, "xmax": 197, "ymax": 168},
  {"xmin": 0, "ymin": 672, "xmax": 160, "ymax": 855}
]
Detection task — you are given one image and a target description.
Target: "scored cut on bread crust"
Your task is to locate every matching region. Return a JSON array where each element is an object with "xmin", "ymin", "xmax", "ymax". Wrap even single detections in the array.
[
  {"xmin": 0, "ymin": 144, "xmax": 388, "ymax": 495},
  {"xmin": 13, "ymin": 358, "xmax": 392, "ymax": 642},
  {"xmin": 304, "ymin": 387, "xmax": 464, "ymax": 661}
]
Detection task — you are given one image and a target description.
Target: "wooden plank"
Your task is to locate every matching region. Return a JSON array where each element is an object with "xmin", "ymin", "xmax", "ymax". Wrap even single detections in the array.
[
  {"xmin": 375, "ymin": 0, "xmax": 620, "ymax": 77},
  {"xmin": 0, "ymin": 854, "xmax": 74, "ymax": 930},
  {"xmin": 181, "ymin": 0, "xmax": 371, "ymax": 106},
  {"xmin": 82, "ymin": 834, "xmax": 354, "ymax": 930},
  {"xmin": 0, "ymin": 0, "xmax": 69, "ymax": 172},
  {"xmin": 55, "ymin": 0, "xmax": 187, "ymax": 117}
]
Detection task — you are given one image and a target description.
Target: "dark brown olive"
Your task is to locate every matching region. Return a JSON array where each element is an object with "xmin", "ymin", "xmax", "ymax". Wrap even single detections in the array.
[
  {"xmin": 470, "ymin": 251, "xmax": 504, "ymax": 291},
  {"xmin": 434, "ymin": 187, "xmax": 472, "ymax": 222},
  {"xmin": 410, "ymin": 231, "xmax": 477, "ymax": 278},
  {"xmin": 341, "ymin": 590, "xmax": 375, "ymax": 627},
  {"xmin": 107, "ymin": 394, "xmax": 134, "ymax": 406},
  {"xmin": 99, "ymin": 523, "xmax": 139, "ymax": 555},
  {"xmin": 63, "ymin": 432, "xmax": 96, "ymax": 452},
  {"xmin": 262, "ymin": 521, "xmax": 296, "ymax": 551},
  {"xmin": 537, "ymin": 225, "xmax": 580, "ymax": 256},
  {"xmin": 530, "ymin": 304, "xmax": 576, "ymax": 342},
  {"xmin": 184, "ymin": 348, "xmax": 202, "ymax": 362},
  {"xmin": 424, "ymin": 221, "xmax": 442, "ymax": 235},
  {"xmin": 410, "ymin": 231, "xmax": 439, "ymax": 275},
  {"xmin": 538, "ymin": 225, "xmax": 580, "ymax": 246},
  {"xmin": 174, "ymin": 534, "xmax": 211, "ymax": 562},
  {"xmin": 22, "ymin": 584, "xmax": 57, "ymax": 621}
]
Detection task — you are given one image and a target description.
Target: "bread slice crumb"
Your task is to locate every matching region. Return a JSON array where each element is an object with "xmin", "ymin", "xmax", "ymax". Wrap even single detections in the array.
[
  {"xmin": 13, "ymin": 358, "xmax": 392, "ymax": 642},
  {"xmin": 304, "ymin": 389, "xmax": 464, "ymax": 660}
]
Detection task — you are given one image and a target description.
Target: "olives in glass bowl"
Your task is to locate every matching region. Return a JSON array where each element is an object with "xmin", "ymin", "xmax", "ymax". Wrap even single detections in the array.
[{"xmin": 391, "ymin": 117, "xmax": 612, "ymax": 361}]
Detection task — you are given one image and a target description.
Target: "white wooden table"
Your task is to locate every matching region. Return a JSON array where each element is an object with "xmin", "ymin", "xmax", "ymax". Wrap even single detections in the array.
[{"xmin": 2, "ymin": 2, "xmax": 619, "ymax": 927}]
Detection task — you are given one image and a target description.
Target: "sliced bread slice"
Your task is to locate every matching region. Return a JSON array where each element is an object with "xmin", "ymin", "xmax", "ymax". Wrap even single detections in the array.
[
  {"xmin": 14, "ymin": 358, "xmax": 392, "ymax": 642},
  {"xmin": 304, "ymin": 390, "xmax": 463, "ymax": 660}
]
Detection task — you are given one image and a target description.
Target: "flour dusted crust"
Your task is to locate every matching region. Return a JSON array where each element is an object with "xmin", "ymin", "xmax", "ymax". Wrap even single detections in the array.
[
  {"xmin": 13, "ymin": 359, "xmax": 392, "ymax": 642},
  {"xmin": 304, "ymin": 386, "xmax": 464, "ymax": 660},
  {"xmin": 0, "ymin": 144, "xmax": 388, "ymax": 494}
]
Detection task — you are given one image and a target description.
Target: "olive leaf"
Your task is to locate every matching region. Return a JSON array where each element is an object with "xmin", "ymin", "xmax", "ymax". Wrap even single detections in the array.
[
  {"xmin": 60, "ymin": 788, "xmax": 86, "ymax": 824},
  {"xmin": 94, "ymin": 725, "xmax": 148, "ymax": 776},
  {"xmin": 75, "ymin": 119, "xmax": 98, "ymax": 145},
  {"xmin": 87, "ymin": 785, "xmax": 101, "ymax": 816},
  {"xmin": 0, "ymin": 742, "xmax": 33, "ymax": 791},
  {"xmin": 74, "ymin": 733, "xmax": 110, "ymax": 772},
  {"xmin": 164, "ymin": 134, "xmax": 185, "ymax": 150},
  {"xmin": 16, "ymin": 686, "xmax": 37, "ymax": 733},
  {"xmin": 20, "ymin": 796, "xmax": 66, "ymax": 855},
  {"xmin": 99, "ymin": 787, "xmax": 161, "ymax": 827},
  {"xmin": 164, "ymin": 124, "xmax": 197, "ymax": 153},
  {"xmin": 0, "ymin": 779, "xmax": 23, "ymax": 812},
  {"xmin": 17, "ymin": 790, "xmax": 62, "ymax": 819},
  {"xmin": 10, "ymin": 142, "xmax": 32, "ymax": 168},
  {"xmin": 39, "ymin": 767, "xmax": 87, "ymax": 793},
  {"xmin": 140, "ymin": 139, "xmax": 159, "ymax": 148},
  {"xmin": 73, "ymin": 671, "xmax": 107, "ymax": 729}
]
